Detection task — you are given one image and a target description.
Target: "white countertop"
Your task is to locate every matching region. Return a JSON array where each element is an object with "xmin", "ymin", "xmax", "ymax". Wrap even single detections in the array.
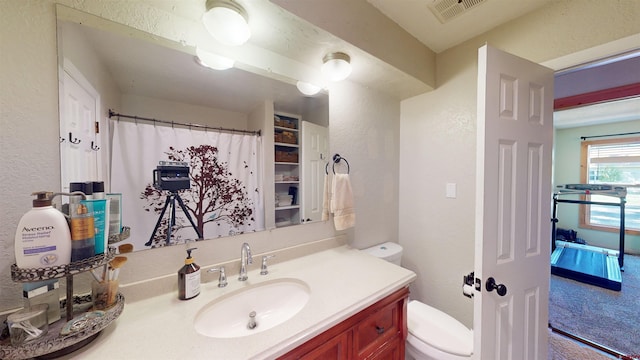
[{"xmin": 63, "ymin": 245, "xmax": 416, "ymax": 360}]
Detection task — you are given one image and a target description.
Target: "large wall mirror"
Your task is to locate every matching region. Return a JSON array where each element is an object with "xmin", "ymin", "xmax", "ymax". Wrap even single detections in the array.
[{"xmin": 57, "ymin": 5, "xmax": 329, "ymax": 253}]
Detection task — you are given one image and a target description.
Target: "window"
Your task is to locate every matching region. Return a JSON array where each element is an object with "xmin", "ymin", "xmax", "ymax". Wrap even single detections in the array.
[{"xmin": 580, "ymin": 136, "xmax": 640, "ymax": 234}]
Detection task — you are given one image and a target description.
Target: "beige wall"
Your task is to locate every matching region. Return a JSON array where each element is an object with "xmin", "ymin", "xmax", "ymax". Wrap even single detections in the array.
[
  {"xmin": 400, "ymin": 0, "xmax": 640, "ymax": 328},
  {"xmin": 329, "ymin": 81, "xmax": 401, "ymax": 250},
  {"xmin": 1, "ymin": 1, "xmax": 61, "ymax": 310}
]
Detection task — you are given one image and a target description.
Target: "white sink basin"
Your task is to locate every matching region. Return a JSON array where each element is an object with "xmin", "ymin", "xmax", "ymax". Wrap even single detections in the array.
[{"xmin": 194, "ymin": 278, "xmax": 310, "ymax": 338}]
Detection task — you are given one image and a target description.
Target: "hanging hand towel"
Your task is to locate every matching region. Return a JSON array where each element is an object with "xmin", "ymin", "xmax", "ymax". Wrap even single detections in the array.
[
  {"xmin": 322, "ymin": 171, "xmax": 332, "ymax": 221},
  {"xmin": 331, "ymin": 173, "xmax": 355, "ymax": 230}
]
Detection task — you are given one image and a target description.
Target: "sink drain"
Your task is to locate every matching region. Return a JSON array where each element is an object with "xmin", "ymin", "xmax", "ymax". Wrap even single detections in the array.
[{"xmin": 247, "ymin": 311, "xmax": 257, "ymax": 330}]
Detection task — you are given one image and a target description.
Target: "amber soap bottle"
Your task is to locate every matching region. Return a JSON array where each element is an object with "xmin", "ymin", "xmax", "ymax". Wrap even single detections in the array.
[{"xmin": 178, "ymin": 248, "xmax": 200, "ymax": 300}]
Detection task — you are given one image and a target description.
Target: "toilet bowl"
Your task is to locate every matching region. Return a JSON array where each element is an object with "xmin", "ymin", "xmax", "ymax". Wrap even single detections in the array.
[
  {"xmin": 406, "ymin": 300, "xmax": 472, "ymax": 360},
  {"xmin": 362, "ymin": 242, "xmax": 473, "ymax": 360}
]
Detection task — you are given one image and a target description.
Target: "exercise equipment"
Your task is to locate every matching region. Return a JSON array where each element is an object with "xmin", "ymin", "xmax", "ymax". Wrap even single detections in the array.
[{"xmin": 550, "ymin": 184, "xmax": 626, "ymax": 291}]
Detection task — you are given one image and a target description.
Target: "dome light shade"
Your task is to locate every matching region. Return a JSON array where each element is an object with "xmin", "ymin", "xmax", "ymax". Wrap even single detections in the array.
[
  {"xmin": 203, "ymin": 0, "xmax": 251, "ymax": 46},
  {"xmin": 195, "ymin": 47, "xmax": 234, "ymax": 70},
  {"xmin": 296, "ymin": 81, "xmax": 321, "ymax": 96},
  {"xmin": 321, "ymin": 52, "xmax": 352, "ymax": 81}
]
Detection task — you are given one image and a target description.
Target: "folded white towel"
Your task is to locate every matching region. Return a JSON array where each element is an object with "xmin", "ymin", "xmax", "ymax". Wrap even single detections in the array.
[
  {"xmin": 322, "ymin": 172, "xmax": 332, "ymax": 221},
  {"xmin": 331, "ymin": 174, "xmax": 355, "ymax": 230}
]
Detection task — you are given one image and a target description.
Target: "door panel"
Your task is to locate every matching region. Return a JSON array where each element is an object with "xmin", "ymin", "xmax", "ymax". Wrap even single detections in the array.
[
  {"xmin": 475, "ymin": 44, "xmax": 553, "ymax": 360},
  {"xmin": 301, "ymin": 121, "xmax": 328, "ymax": 223},
  {"xmin": 60, "ymin": 67, "xmax": 99, "ymax": 191}
]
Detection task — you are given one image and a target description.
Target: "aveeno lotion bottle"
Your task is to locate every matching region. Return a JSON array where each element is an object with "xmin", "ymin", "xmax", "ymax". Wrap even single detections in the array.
[{"xmin": 14, "ymin": 192, "xmax": 71, "ymax": 269}]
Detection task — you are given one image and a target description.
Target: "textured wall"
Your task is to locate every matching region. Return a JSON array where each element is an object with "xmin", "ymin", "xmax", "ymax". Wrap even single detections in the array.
[
  {"xmin": 1, "ymin": 0, "xmax": 61, "ymax": 310},
  {"xmin": 329, "ymin": 81, "xmax": 401, "ymax": 250},
  {"xmin": 400, "ymin": 61, "xmax": 477, "ymax": 327}
]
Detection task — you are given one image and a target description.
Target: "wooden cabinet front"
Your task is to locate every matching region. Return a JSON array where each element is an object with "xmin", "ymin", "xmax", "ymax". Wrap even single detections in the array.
[
  {"xmin": 354, "ymin": 297, "xmax": 402, "ymax": 359},
  {"xmin": 299, "ymin": 332, "xmax": 350, "ymax": 360},
  {"xmin": 278, "ymin": 287, "xmax": 409, "ymax": 360}
]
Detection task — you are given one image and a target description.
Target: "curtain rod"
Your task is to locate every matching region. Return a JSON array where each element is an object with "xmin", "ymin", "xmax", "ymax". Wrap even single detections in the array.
[
  {"xmin": 108, "ymin": 109, "xmax": 261, "ymax": 136},
  {"xmin": 581, "ymin": 131, "xmax": 640, "ymax": 141}
]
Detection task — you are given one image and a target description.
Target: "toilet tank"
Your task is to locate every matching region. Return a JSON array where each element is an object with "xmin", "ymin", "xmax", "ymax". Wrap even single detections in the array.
[{"xmin": 362, "ymin": 242, "xmax": 403, "ymax": 266}]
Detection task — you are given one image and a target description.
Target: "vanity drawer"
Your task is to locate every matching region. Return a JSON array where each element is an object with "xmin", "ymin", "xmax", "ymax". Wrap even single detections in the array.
[
  {"xmin": 353, "ymin": 300, "xmax": 401, "ymax": 357},
  {"xmin": 298, "ymin": 332, "xmax": 350, "ymax": 360}
]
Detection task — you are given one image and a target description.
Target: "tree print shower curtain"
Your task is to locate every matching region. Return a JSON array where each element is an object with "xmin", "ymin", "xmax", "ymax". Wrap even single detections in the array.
[{"xmin": 110, "ymin": 120, "xmax": 264, "ymax": 249}]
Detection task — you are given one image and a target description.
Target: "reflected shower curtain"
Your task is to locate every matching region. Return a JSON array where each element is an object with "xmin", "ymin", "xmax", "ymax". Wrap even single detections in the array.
[{"xmin": 110, "ymin": 120, "xmax": 264, "ymax": 249}]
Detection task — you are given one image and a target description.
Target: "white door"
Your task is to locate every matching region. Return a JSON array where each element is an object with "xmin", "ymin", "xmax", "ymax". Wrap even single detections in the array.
[
  {"xmin": 474, "ymin": 44, "xmax": 554, "ymax": 360},
  {"xmin": 300, "ymin": 121, "xmax": 328, "ymax": 223},
  {"xmin": 60, "ymin": 62, "xmax": 100, "ymax": 192}
]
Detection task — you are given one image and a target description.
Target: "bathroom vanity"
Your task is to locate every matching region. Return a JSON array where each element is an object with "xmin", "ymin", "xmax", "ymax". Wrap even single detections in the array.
[
  {"xmin": 279, "ymin": 287, "xmax": 408, "ymax": 359},
  {"xmin": 56, "ymin": 244, "xmax": 415, "ymax": 359}
]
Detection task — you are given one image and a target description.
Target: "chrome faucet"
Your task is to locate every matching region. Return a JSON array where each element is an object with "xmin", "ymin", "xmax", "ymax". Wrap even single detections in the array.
[
  {"xmin": 238, "ymin": 242, "xmax": 253, "ymax": 281},
  {"xmin": 207, "ymin": 266, "xmax": 227, "ymax": 288}
]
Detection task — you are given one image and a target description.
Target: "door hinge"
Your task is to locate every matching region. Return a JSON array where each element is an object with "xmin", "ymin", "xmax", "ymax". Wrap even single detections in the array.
[{"xmin": 95, "ymin": 121, "xmax": 100, "ymax": 134}]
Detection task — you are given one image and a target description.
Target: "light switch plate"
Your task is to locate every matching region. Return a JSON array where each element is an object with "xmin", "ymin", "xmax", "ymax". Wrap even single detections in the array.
[{"xmin": 446, "ymin": 183, "xmax": 457, "ymax": 198}]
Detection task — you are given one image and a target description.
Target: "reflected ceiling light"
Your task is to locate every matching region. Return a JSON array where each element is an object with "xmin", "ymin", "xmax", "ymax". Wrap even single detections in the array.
[
  {"xmin": 195, "ymin": 47, "xmax": 234, "ymax": 70},
  {"xmin": 321, "ymin": 52, "xmax": 352, "ymax": 82},
  {"xmin": 202, "ymin": 0, "xmax": 251, "ymax": 46},
  {"xmin": 296, "ymin": 81, "xmax": 322, "ymax": 96}
]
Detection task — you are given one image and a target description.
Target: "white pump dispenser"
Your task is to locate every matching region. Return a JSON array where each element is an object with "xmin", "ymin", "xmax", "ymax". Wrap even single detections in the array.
[{"xmin": 14, "ymin": 192, "xmax": 72, "ymax": 268}]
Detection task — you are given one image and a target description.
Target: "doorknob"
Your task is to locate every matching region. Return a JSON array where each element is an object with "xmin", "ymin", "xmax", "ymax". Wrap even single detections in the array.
[{"xmin": 485, "ymin": 277, "xmax": 507, "ymax": 296}]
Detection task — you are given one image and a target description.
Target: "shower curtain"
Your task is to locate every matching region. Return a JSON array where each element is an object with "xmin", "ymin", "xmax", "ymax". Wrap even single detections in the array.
[{"xmin": 110, "ymin": 120, "xmax": 264, "ymax": 249}]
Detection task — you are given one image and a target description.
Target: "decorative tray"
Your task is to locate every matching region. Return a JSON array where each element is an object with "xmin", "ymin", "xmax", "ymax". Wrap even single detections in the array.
[
  {"xmin": 10, "ymin": 249, "xmax": 116, "ymax": 282},
  {"xmin": 0, "ymin": 293, "xmax": 125, "ymax": 360}
]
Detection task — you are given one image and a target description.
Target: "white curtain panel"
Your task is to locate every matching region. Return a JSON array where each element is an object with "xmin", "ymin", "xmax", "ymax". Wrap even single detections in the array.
[{"xmin": 110, "ymin": 120, "xmax": 264, "ymax": 249}]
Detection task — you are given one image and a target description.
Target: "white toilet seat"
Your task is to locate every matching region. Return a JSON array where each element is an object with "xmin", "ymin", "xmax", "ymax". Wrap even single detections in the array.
[{"xmin": 407, "ymin": 300, "xmax": 473, "ymax": 358}]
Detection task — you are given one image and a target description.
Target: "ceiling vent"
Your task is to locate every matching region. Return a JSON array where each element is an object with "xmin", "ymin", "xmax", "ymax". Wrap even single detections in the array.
[{"xmin": 428, "ymin": 0, "xmax": 487, "ymax": 23}]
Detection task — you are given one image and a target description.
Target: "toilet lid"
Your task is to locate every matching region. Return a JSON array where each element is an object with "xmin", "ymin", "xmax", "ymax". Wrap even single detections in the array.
[{"xmin": 408, "ymin": 300, "xmax": 473, "ymax": 356}]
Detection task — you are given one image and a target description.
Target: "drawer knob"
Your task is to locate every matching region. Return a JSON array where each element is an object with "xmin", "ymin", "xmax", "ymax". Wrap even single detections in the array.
[{"xmin": 375, "ymin": 325, "xmax": 385, "ymax": 335}]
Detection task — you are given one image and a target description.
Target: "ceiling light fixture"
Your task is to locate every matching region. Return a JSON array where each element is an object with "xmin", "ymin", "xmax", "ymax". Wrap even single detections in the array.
[
  {"xmin": 321, "ymin": 52, "xmax": 352, "ymax": 82},
  {"xmin": 296, "ymin": 81, "xmax": 322, "ymax": 96},
  {"xmin": 202, "ymin": 0, "xmax": 251, "ymax": 46},
  {"xmin": 195, "ymin": 47, "xmax": 234, "ymax": 70}
]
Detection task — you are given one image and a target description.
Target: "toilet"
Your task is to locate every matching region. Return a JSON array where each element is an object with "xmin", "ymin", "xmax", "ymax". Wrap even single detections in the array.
[{"xmin": 362, "ymin": 242, "xmax": 473, "ymax": 360}]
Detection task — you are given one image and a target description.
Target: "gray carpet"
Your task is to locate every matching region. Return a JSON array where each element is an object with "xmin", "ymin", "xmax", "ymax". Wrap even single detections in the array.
[
  {"xmin": 549, "ymin": 253, "xmax": 640, "ymax": 356},
  {"xmin": 548, "ymin": 329, "xmax": 613, "ymax": 359}
]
